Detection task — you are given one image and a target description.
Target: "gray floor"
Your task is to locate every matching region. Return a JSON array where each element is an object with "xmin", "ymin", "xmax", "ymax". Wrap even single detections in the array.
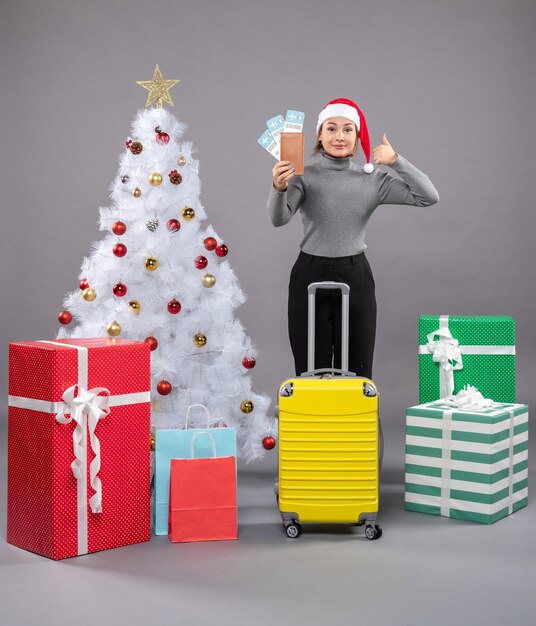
[{"xmin": 1, "ymin": 418, "xmax": 535, "ymax": 626}]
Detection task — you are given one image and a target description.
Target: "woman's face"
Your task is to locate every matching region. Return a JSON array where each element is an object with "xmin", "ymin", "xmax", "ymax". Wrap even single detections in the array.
[{"xmin": 318, "ymin": 117, "xmax": 358, "ymax": 158}]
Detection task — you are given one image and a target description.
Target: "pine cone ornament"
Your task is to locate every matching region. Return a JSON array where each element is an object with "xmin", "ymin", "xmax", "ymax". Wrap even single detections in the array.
[
  {"xmin": 146, "ymin": 217, "xmax": 160, "ymax": 232},
  {"xmin": 130, "ymin": 141, "xmax": 143, "ymax": 155},
  {"xmin": 169, "ymin": 169, "xmax": 183, "ymax": 185}
]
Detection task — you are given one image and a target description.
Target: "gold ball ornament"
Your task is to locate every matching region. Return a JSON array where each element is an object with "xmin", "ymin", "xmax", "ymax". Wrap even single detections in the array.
[
  {"xmin": 107, "ymin": 321, "xmax": 121, "ymax": 337},
  {"xmin": 128, "ymin": 299, "xmax": 141, "ymax": 314},
  {"xmin": 201, "ymin": 273, "xmax": 216, "ymax": 288},
  {"xmin": 150, "ymin": 434, "xmax": 156, "ymax": 452},
  {"xmin": 193, "ymin": 333, "xmax": 207, "ymax": 347},
  {"xmin": 145, "ymin": 257, "xmax": 158, "ymax": 271},
  {"xmin": 82, "ymin": 288, "xmax": 96, "ymax": 302},
  {"xmin": 240, "ymin": 400, "xmax": 254, "ymax": 414},
  {"xmin": 178, "ymin": 155, "xmax": 187, "ymax": 167},
  {"xmin": 182, "ymin": 207, "xmax": 195, "ymax": 220},
  {"xmin": 149, "ymin": 172, "xmax": 163, "ymax": 186},
  {"xmin": 133, "ymin": 187, "xmax": 142, "ymax": 198}
]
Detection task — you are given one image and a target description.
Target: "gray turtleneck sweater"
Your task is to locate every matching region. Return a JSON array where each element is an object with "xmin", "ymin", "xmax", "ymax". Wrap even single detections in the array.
[{"xmin": 267, "ymin": 153, "xmax": 439, "ymax": 257}]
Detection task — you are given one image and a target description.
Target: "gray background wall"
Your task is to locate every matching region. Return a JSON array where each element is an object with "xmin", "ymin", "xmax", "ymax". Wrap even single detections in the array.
[{"xmin": 1, "ymin": 0, "xmax": 535, "ymax": 476}]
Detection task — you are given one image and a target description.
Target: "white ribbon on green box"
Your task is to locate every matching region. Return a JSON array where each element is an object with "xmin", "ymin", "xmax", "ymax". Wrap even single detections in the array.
[
  {"xmin": 8, "ymin": 340, "xmax": 150, "ymax": 555},
  {"xmin": 419, "ymin": 315, "xmax": 516, "ymax": 399},
  {"xmin": 507, "ymin": 409, "xmax": 515, "ymax": 516},
  {"xmin": 440, "ymin": 409, "xmax": 453, "ymax": 517}
]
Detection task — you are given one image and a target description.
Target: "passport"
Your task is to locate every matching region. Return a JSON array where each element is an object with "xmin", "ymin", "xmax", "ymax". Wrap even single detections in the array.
[{"xmin": 280, "ymin": 132, "xmax": 304, "ymax": 175}]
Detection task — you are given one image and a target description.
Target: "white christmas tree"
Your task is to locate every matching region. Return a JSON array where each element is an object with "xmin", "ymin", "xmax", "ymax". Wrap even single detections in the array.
[{"xmin": 57, "ymin": 66, "xmax": 276, "ymax": 460}]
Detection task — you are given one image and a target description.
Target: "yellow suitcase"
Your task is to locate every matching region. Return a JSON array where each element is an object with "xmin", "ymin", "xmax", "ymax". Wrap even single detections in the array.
[{"xmin": 277, "ymin": 281, "xmax": 382, "ymax": 540}]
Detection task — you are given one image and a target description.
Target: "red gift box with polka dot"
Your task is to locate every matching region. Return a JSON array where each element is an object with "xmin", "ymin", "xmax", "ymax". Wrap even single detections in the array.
[{"xmin": 7, "ymin": 338, "xmax": 151, "ymax": 560}]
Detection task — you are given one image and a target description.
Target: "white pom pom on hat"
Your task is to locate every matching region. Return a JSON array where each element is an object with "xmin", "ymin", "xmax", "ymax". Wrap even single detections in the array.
[{"xmin": 316, "ymin": 98, "xmax": 374, "ymax": 173}]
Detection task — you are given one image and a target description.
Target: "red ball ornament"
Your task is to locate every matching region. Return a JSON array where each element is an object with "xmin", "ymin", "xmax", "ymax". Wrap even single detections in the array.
[
  {"xmin": 215, "ymin": 244, "xmax": 229, "ymax": 257},
  {"xmin": 144, "ymin": 336, "xmax": 158, "ymax": 351},
  {"xmin": 112, "ymin": 221, "xmax": 127, "ymax": 236},
  {"xmin": 194, "ymin": 255, "xmax": 208, "ymax": 269},
  {"xmin": 167, "ymin": 218, "xmax": 181, "ymax": 233},
  {"xmin": 156, "ymin": 132, "xmax": 170, "ymax": 145},
  {"xmin": 204, "ymin": 237, "xmax": 217, "ymax": 251},
  {"xmin": 167, "ymin": 299, "xmax": 182, "ymax": 314},
  {"xmin": 113, "ymin": 282, "xmax": 127, "ymax": 297},
  {"xmin": 262, "ymin": 436, "xmax": 276, "ymax": 451},
  {"xmin": 58, "ymin": 310, "xmax": 72, "ymax": 325},
  {"xmin": 79, "ymin": 279, "xmax": 89, "ymax": 290},
  {"xmin": 113, "ymin": 243, "xmax": 127, "ymax": 257},
  {"xmin": 242, "ymin": 356, "xmax": 256, "ymax": 369},
  {"xmin": 157, "ymin": 380, "xmax": 172, "ymax": 395}
]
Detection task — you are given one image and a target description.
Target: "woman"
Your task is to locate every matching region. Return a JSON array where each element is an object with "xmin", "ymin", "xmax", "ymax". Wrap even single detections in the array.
[{"xmin": 268, "ymin": 98, "xmax": 439, "ymax": 378}]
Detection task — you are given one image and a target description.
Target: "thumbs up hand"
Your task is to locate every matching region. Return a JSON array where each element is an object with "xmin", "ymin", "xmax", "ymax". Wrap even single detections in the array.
[{"xmin": 372, "ymin": 133, "xmax": 398, "ymax": 166}]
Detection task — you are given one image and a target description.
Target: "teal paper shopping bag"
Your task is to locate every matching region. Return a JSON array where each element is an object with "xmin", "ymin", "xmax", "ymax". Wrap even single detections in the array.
[{"xmin": 154, "ymin": 404, "xmax": 237, "ymax": 535}]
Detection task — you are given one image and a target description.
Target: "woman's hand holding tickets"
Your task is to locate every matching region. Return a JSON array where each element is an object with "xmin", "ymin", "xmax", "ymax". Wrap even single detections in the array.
[
  {"xmin": 372, "ymin": 133, "xmax": 398, "ymax": 166},
  {"xmin": 272, "ymin": 161, "xmax": 295, "ymax": 192}
]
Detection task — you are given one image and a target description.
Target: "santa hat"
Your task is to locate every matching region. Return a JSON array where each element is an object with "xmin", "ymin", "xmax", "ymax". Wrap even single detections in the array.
[{"xmin": 316, "ymin": 98, "xmax": 374, "ymax": 173}]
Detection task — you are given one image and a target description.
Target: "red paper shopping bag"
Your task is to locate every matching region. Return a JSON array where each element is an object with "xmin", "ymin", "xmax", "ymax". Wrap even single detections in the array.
[{"xmin": 168, "ymin": 432, "xmax": 237, "ymax": 542}]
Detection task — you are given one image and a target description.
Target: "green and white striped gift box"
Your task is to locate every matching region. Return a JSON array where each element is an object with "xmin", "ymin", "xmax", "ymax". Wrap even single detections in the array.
[{"xmin": 405, "ymin": 401, "xmax": 529, "ymax": 524}]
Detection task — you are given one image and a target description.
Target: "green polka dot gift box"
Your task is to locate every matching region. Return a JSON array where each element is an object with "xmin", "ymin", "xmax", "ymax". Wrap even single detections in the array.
[
  {"xmin": 419, "ymin": 315, "xmax": 516, "ymax": 404},
  {"xmin": 405, "ymin": 399, "xmax": 528, "ymax": 524}
]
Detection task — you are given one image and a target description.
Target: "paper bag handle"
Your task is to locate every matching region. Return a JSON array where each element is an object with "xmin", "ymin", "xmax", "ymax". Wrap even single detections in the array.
[
  {"xmin": 190, "ymin": 431, "xmax": 217, "ymax": 459},
  {"xmin": 185, "ymin": 403, "xmax": 211, "ymax": 429}
]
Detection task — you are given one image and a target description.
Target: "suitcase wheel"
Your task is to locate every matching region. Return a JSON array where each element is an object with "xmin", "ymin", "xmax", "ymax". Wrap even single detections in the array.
[
  {"xmin": 365, "ymin": 524, "xmax": 382, "ymax": 540},
  {"xmin": 285, "ymin": 522, "xmax": 302, "ymax": 539}
]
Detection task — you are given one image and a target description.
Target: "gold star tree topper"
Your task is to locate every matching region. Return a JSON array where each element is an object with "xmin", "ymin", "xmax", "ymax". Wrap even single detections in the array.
[{"xmin": 137, "ymin": 65, "xmax": 180, "ymax": 108}]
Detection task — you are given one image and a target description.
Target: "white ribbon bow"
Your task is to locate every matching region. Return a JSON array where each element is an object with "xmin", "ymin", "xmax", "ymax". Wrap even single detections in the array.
[
  {"xmin": 443, "ymin": 385, "xmax": 495, "ymax": 411},
  {"xmin": 55, "ymin": 385, "xmax": 111, "ymax": 513},
  {"xmin": 426, "ymin": 327, "xmax": 463, "ymax": 397}
]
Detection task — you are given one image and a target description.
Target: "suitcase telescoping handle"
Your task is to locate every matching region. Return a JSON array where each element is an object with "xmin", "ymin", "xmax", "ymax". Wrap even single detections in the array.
[{"xmin": 306, "ymin": 281, "xmax": 351, "ymax": 376}]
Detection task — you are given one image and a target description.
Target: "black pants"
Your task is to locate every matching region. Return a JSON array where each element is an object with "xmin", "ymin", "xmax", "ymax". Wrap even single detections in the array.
[{"xmin": 288, "ymin": 251, "xmax": 377, "ymax": 377}]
